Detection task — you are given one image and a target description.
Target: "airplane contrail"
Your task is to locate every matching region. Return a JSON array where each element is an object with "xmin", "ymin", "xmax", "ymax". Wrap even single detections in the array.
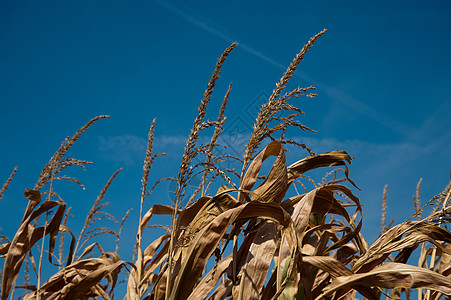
[{"xmin": 155, "ymin": 0, "xmax": 414, "ymax": 138}]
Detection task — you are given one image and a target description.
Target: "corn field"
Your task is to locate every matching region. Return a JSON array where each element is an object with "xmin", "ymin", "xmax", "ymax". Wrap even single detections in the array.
[{"xmin": 1, "ymin": 30, "xmax": 451, "ymax": 300}]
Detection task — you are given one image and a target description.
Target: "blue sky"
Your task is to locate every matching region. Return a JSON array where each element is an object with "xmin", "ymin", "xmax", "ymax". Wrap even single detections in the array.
[{"xmin": 1, "ymin": 0, "xmax": 451, "ymax": 290}]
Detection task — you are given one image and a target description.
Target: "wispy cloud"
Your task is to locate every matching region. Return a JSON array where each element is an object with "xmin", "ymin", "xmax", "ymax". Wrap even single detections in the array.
[
  {"xmin": 97, "ymin": 129, "xmax": 448, "ymax": 242},
  {"xmin": 290, "ymin": 136, "xmax": 428, "ymax": 175},
  {"xmin": 98, "ymin": 135, "xmax": 147, "ymax": 165},
  {"xmin": 98, "ymin": 132, "xmax": 437, "ymax": 178},
  {"xmin": 97, "ymin": 134, "xmax": 190, "ymax": 165}
]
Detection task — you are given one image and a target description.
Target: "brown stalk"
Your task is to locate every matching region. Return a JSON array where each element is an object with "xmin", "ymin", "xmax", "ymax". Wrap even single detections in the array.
[
  {"xmin": 381, "ymin": 184, "xmax": 388, "ymax": 234},
  {"xmin": 200, "ymin": 82, "xmax": 232, "ymax": 198},
  {"xmin": 0, "ymin": 166, "xmax": 17, "ymax": 201},
  {"xmin": 74, "ymin": 168, "xmax": 122, "ymax": 258},
  {"xmin": 130, "ymin": 118, "xmax": 158, "ymax": 299},
  {"xmin": 34, "ymin": 115, "xmax": 109, "ymax": 191},
  {"xmin": 241, "ymin": 29, "xmax": 327, "ymax": 178},
  {"xmin": 166, "ymin": 42, "xmax": 237, "ymax": 298},
  {"xmin": 414, "ymin": 178, "xmax": 423, "ymax": 221},
  {"xmin": 58, "ymin": 207, "xmax": 72, "ymax": 266}
]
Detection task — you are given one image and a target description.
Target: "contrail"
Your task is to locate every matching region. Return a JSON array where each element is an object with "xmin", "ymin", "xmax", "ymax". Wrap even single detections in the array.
[{"xmin": 155, "ymin": 0, "xmax": 414, "ymax": 138}]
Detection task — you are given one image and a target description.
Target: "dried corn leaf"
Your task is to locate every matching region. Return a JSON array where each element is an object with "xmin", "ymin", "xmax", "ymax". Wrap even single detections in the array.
[
  {"xmin": 141, "ymin": 241, "xmax": 169, "ymax": 292},
  {"xmin": 238, "ymin": 141, "xmax": 287, "ymax": 203},
  {"xmin": 287, "ymin": 150, "xmax": 357, "ymax": 188},
  {"xmin": 438, "ymin": 244, "xmax": 451, "ymax": 276},
  {"xmin": 140, "ymin": 204, "xmax": 175, "ymax": 233},
  {"xmin": 127, "ymin": 234, "xmax": 170, "ymax": 299},
  {"xmin": 0, "ymin": 242, "xmax": 9, "ymax": 255},
  {"xmin": 187, "ymin": 192, "xmax": 238, "ymax": 236},
  {"xmin": 169, "ymin": 200, "xmax": 295, "ymax": 299},
  {"xmin": 1, "ymin": 189, "xmax": 69, "ymax": 300},
  {"xmin": 207, "ymin": 279, "xmax": 233, "ymax": 300},
  {"xmin": 354, "ymin": 220, "xmax": 451, "ymax": 272},
  {"xmin": 276, "ymin": 184, "xmax": 363, "ymax": 299},
  {"xmin": 187, "ymin": 254, "xmax": 233, "ymax": 300},
  {"xmin": 251, "ymin": 142, "xmax": 288, "ymax": 203},
  {"xmin": 234, "ymin": 221, "xmax": 278, "ymax": 300},
  {"xmin": 24, "ymin": 254, "xmax": 125, "ymax": 300},
  {"xmin": 303, "ymin": 256, "xmax": 377, "ymax": 299},
  {"xmin": 318, "ymin": 262, "xmax": 451, "ymax": 298},
  {"xmin": 176, "ymin": 196, "xmax": 211, "ymax": 228},
  {"xmin": 166, "ymin": 191, "xmax": 238, "ymax": 293}
]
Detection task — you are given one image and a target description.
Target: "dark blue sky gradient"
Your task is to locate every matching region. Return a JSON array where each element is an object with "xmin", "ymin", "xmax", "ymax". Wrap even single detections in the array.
[{"xmin": 1, "ymin": 0, "xmax": 451, "ymax": 293}]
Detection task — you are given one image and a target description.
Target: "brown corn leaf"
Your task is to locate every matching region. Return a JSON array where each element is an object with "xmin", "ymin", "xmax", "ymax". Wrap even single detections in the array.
[
  {"xmin": 176, "ymin": 196, "xmax": 212, "ymax": 228},
  {"xmin": 187, "ymin": 191, "xmax": 238, "ymax": 237},
  {"xmin": 276, "ymin": 184, "xmax": 364, "ymax": 298},
  {"xmin": 0, "ymin": 242, "xmax": 10, "ymax": 255},
  {"xmin": 318, "ymin": 262, "xmax": 451, "ymax": 298},
  {"xmin": 234, "ymin": 221, "xmax": 278, "ymax": 300},
  {"xmin": 354, "ymin": 220, "xmax": 451, "ymax": 272},
  {"xmin": 127, "ymin": 234, "xmax": 170, "ymax": 299},
  {"xmin": 141, "ymin": 241, "xmax": 169, "ymax": 294},
  {"xmin": 1, "ymin": 190, "xmax": 68, "ymax": 300},
  {"xmin": 165, "ymin": 191, "xmax": 238, "ymax": 293},
  {"xmin": 207, "ymin": 279, "xmax": 233, "ymax": 300},
  {"xmin": 287, "ymin": 150, "xmax": 357, "ymax": 188},
  {"xmin": 303, "ymin": 256, "xmax": 353, "ymax": 277},
  {"xmin": 238, "ymin": 141, "xmax": 288, "ymax": 203},
  {"xmin": 251, "ymin": 142, "xmax": 288, "ymax": 203},
  {"xmin": 169, "ymin": 200, "xmax": 295, "ymax": 300},
  {"xmin": 303, "ymin": 256, "xmax": 378, "ymax": 299},
  {"xmin": 140, "ymin": 204, "xmax": 175, "ymax": 233},
  {"xmin": 24, "ymin": 254, "xmax": 126, "ymax": 300},
  {"xmin": 187, "ymin": 254, "xmax": 233, "ymax": 300},
  {"xmin": 438, "ymin": 244, "xmax": 451, "ymax": 276}
]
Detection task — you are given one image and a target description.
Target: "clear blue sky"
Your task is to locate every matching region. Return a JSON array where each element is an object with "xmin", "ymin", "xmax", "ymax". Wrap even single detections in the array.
[{"xmin": 1, "ymin": 0, "xmax": 450, "ymax": 289}]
